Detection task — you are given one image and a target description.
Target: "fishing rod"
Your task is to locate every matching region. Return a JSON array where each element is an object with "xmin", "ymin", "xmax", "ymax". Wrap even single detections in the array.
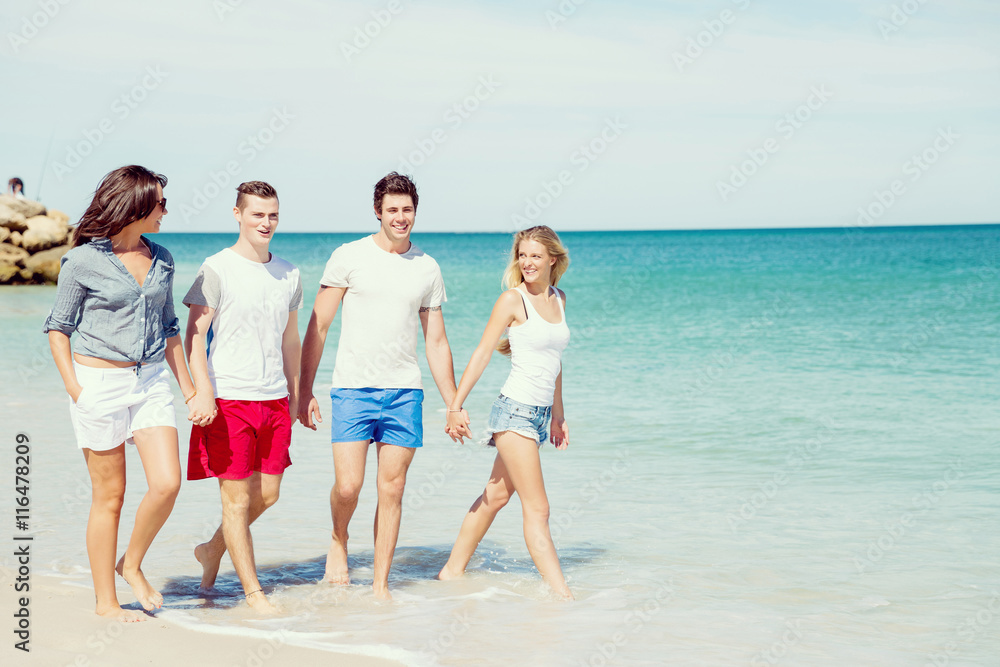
[{"xmin": 35, "ymin": 130, "xmax": 55, "ymax": 201}]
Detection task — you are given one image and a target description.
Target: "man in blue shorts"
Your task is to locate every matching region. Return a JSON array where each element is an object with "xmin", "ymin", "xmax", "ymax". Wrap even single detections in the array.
[{"xmin": 298, "ymin": 172, "xmax": 468, "ymax": 600}]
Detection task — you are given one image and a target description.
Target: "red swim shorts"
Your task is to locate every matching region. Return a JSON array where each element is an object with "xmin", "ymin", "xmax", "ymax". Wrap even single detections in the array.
[{"xmin": 187, "ymin": 398, "xmax": 292, "ymax": 481}]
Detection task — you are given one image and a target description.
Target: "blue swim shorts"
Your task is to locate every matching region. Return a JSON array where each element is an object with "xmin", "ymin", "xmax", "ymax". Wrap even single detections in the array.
[
  {"xmin": 330, "ymin": 388, "xmax": 424, "ymax": 448},
  {"xmin": 481, "ymin": 394, "xmax": 551, "ymax": 448}
]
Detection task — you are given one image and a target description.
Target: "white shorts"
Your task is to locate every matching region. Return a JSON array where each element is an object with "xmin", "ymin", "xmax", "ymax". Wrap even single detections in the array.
[{"xmin": 69, "ymin": 361, "xmax": 177, "ymax": 451}]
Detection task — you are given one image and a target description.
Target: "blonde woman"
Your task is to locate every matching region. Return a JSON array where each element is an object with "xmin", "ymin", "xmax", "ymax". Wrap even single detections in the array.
[{"xmin": 439, "ymin": 225, "xmax": 573, "ymax": 599}]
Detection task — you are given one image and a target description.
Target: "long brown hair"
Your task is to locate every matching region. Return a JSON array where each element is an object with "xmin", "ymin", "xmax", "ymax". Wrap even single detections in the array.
[
  {"xmin": 497, "ymin": 226, "xmax": 570, "ymax": 356},
  {"xmin": 71, "ymin": 165, "xmax": 167, "ymax": 247}
]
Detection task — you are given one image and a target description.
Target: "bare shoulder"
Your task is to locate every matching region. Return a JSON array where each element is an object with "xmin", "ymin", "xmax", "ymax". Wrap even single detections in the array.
[
  {"xmin": 499, "ymin": 288, "xmax": 523, "ymax": 303},
  {"xmin": 554, "ymin": 287, "xmax": 567, "ymax": 303},
  {"xmin": 497, "ymin": 288, "xmax": 525, "ymax": 310},
  {"xmin": 492, "ymin": 289, "xmax": 525, "ymax": 320}
]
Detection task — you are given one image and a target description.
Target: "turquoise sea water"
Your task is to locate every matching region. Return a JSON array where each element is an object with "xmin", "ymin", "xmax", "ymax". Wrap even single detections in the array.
[{"xmin": 2, "ymin": 226, "xmax": 998, "ymax": 665}]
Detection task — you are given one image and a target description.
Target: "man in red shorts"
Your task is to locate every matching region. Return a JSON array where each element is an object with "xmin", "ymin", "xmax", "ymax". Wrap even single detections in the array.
[{"xmin": 183, "ymin": 181, "xmax": 302, "ymax": 613}]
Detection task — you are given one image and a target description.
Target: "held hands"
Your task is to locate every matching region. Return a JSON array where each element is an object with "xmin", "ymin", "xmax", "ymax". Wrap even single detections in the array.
[
  {"xmin": 550, "ymin": 416, "xmax": 569, "ymax": 450},
  {"xmin": 297, "ymin": 393, "xmax": 322, "ymax": 431},
  {"xmin": 445, "ymin": 409, "xmax": 472, "ymax": 444},
  {"xmin": 187, "ymin": 392, "xmax": 218, "ymax": 427}
]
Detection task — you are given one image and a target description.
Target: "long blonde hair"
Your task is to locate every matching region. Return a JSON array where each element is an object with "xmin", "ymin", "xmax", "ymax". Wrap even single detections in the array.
[{"xmin": 497, "ymin": 225, "xmax": 570, "ymax": 356}]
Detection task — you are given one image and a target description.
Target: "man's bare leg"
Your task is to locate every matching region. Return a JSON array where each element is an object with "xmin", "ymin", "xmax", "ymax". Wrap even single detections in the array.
[
  {"xmin": 220, "ymin": 476, "xmax": 277, "ymax": 613},
  {"xmin": 195, "ymin": 472, "xmax": 281, "ymax": 588},
  {"xmin": 438, "ymin": 453, "xmax": 514, "ymax": 580},
  {"xmin": 325, "ymin": 441, "xmax": 369, "ymax": 584},
  {"xmin": 83, "ymin": 446, "xmax": 146, "ymax": 622},
  {"xmin": 372, "ymin": 442, "xmax": 416, "ymax": 600},
  {"xmin": 116, "ymin": 426, "xmax": 181, "ymax": 611}
]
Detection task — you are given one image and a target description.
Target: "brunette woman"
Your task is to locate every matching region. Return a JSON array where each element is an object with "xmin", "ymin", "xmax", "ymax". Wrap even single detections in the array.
[{"xmin": 44, "ymin": 165, "xmax": 208, "ymax": 621}]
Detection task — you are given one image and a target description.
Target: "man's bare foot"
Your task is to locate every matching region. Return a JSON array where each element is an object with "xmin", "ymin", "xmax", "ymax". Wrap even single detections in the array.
[
  {"xmin": 372, "ymin": 583, "xmax": 393, "ymax": 601},
  {"xmin": 194, "ymin": 542, "xmax": 222, "ymax": 589},
  {"xmin": 115, "ymin": 555, "xmax": 163, "ymax": 611},
  {"xmin": 95, "ymin": 603, "xmax": 147, "ymax": 623},
  {"xmin": 245, "ymin": 590, "xmax": 280, "ymax": 614},
  {"xmin": 436, "ymin": 563, "xmax": 464, "ymax": 581},
  {"xmin": 324, "ymin": 537, "xmax": 350, "ymax": 585}
]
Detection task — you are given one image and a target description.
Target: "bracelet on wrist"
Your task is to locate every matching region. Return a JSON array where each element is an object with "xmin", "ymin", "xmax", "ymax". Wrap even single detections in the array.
[{"xmin": 184, "ymin": 391, "xmax": 197, "ymax": 404}]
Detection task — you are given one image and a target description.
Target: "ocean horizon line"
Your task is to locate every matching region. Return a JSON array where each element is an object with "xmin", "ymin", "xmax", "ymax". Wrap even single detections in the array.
[{"xmin": 156, "ymin": 221, "xmax": 1000, "ymax": 235}]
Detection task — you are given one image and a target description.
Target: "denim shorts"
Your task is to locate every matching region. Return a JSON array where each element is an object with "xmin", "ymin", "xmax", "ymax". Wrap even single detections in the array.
[
  {"xmin": 330, "ymin": 388, "xmax": 424, "ymax": 448},
  {"xmin": 481, "ymin": 394, "xmax": 551, "ymax": 448}
]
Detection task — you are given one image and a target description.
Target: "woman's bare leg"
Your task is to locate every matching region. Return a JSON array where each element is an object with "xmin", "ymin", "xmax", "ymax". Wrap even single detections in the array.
[
  {"xmin": 115, "ymin": 426, "xmax": 180, "ymax": 611},
  {"xmin": 494, "ymin": 431, "xmax": 573, "ymax": 599},
  {"xmin": 438, "ymin": 453, "xmax": 514, "ymax": 580},
  {"xmin": 83, "ymin": 445, "xmax": 146, "ymax": 622}
]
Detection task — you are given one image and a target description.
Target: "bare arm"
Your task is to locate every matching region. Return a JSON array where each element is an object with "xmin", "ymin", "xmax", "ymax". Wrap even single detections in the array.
[
  {"xmin": 421, "ymin": 305, "xmax": 472, "ymax": 442},
  {"xmin": 550, "ymin": 369, "xmax": 569, "ymax": 449},
  {"xmin": 550, "ymin": 289, "xmax": 568, "ymax": 449},
  {"xmin": 298, "ymin": 285, "xmax": 346, "ymax": 429},
  {"xmin": 443, "ymin": 291, "xmax": 522, "ymax": 439},
  {"xmin": 184, "ymin": 304, "xmax": 218, "ymax": 425},
  {"xmin": 282, "ymin": 310, "xmax": 302, "ymax": 423},
  {"xmin": 420, "ymin": 306, "xmax": 459, "ymax": 407},
  {"xmin": 164, "ymin": 333, "xmax": 196, "ymax": 402},
  {"xmin": 449, "ymin": 291, "xmax": 521, "ymax": 411},
  {"xmin": 47, "ymin": 331, "xmax": 82, "ymax": 402}
]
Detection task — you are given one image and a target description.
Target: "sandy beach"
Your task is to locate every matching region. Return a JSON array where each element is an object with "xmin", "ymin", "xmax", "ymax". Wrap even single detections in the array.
[{"xmin": 1, "ymin": 568, "xmax": 403, "ymax": 666}]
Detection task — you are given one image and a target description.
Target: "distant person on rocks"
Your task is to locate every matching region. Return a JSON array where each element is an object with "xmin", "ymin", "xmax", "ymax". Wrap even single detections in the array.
[
  {"xmin": 8, "ymin": 177, "xmax": 26, "ymax": 199},
  {"xmin": 438, "ymin": 225, "xmax": 574, "ymax": 600},
  {"xmin": 184, "ymin": 181, "xmax": 303, "ymax": 614},
  {"xmin": 44, "ymin": 165, "xmax": 203, "ymax": 622},
  {"xmin": 297, "ymin": 171, "xmax": 466, "ymax": 600}
]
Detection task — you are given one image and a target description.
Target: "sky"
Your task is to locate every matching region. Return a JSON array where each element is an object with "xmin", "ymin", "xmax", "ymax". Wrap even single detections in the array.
[{"xmin": 2, "ymin": 0, "xmax": 998, "ymax": 232}]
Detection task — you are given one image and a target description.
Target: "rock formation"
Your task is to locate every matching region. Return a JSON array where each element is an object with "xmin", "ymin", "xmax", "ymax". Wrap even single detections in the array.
[{"xmin": 0, "ymin": 194, "xmax": 72, "ymax": 285}]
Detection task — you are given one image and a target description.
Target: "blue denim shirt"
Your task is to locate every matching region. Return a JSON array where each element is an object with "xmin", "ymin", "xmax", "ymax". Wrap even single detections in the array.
[{"xmin": 42, "ymin": 237, "xmax": 181, "ymax": 363}]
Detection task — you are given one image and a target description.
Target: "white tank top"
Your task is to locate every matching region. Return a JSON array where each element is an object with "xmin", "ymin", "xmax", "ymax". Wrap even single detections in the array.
[{"xmin": 500, "ymin": 285, "xmax": 570, "ymax": 407}]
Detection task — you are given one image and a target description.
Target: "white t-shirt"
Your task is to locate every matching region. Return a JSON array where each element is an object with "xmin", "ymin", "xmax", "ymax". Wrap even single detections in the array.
[
  {"xmin": 320, "ymin": 235, "xmax": 446, "ymax": 389},
  {"xmin": 183, "ymin": 248, "xmax": 304, "ymax": 400}
]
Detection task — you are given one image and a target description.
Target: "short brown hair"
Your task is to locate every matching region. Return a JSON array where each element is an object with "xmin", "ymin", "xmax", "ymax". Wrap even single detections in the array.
[
  {"xmin": 235, "ymin": 181, "xmax": 278, "ymax": 210},
  {"xmin": 373, "ymin": 172, "xmax": 418, "ymax": 213}
]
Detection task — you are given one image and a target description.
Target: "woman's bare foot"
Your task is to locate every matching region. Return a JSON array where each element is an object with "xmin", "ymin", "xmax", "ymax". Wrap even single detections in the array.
[
  {"xmin": 95, "ymin": 603, "xmax": 147, "ymax": 623},
  {"xmin": 194, "ymin": 542, "xmax": 221, "ymax": 589},
  {"xmin": 324, "ymin": 538, "xmax": 350, "ymax": 585},
  {"xmin": 372, "ymin": 583, "xmax": 393, "ymax": 601},
  {"xmin": 245, "ymin": 590, "xmax": 280, "ymax": 614},
  {"xmin": 115, "ymin": 555, "xmax": 163, "ymax": 611},
  {"xmin": 436, "ymin": 563, "xmax": 464, "ymax": 581},
  {"xmin": 551, "ymin": 585, "xmax": 575, "ymax": 601}
]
